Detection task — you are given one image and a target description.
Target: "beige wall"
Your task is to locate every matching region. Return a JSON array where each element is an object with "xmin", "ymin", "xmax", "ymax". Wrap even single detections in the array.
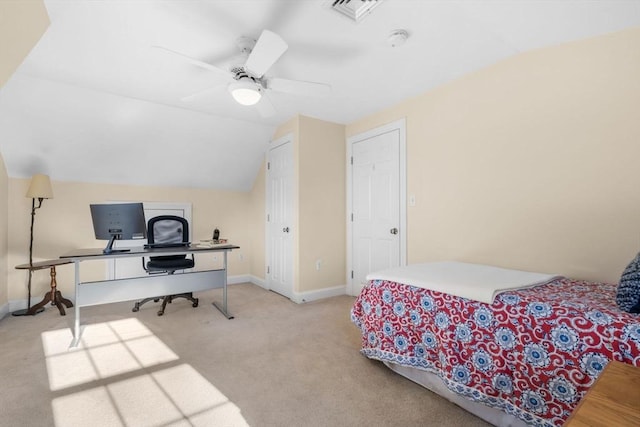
[
  {"xmin": 0, "ymin": 0, "xmax": 49, "ymax": 87},
  {"xmin": 297, "ymin": 116, "xmax": 346, "ymax": 292},
  {"xmin": 7, "ymin": 178, "xmax": 252, "ymax": 300},
  {"xmin": 347, "ymin": 27, "xmax": 640, "ymax": 283}
]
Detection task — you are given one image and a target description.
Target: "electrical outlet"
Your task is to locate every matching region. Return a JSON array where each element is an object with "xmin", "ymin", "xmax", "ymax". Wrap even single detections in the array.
[
  {"xmin": 316, "ymin": 259, "xmax": 322, "ymax": 271},
  {"xmin": 409, "ymin": 194, "xmax": 416, "ymax": 206}
]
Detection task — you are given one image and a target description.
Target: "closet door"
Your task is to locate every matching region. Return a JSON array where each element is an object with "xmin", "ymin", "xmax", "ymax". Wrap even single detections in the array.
[
  {"xmin": 348, "ymin": 119, "xmax": 406, "ymax": 296},
  {"xmin": 266, "ymin": 135, "xmax": 294, "ymax": 298}
]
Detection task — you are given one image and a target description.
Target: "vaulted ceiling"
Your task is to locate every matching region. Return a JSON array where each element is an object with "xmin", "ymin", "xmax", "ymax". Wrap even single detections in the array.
[{"xmin": 1, "ymin": 1, "xmax": 639, "ymax": 191}]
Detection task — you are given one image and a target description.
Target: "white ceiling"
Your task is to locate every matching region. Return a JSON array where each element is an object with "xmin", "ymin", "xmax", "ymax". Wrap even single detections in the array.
[{"xmin": 1, "ymin": 0, "xmax": 639, "ymax": 191}]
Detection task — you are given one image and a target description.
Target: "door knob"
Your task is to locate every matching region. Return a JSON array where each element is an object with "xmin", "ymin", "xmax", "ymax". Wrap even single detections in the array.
[
  {"xmin": 390, "ymin": 228, "xmax": 398, "ymax": 235},
  {"xmin": 283, "ymin": 227, "xmax": 290, "ymax": 233}
]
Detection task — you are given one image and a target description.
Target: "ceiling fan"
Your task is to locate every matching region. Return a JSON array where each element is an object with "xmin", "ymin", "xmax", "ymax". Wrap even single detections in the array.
[{"xmin": 156, "ymin": 30, "xmax": 332, "ymax": 117}]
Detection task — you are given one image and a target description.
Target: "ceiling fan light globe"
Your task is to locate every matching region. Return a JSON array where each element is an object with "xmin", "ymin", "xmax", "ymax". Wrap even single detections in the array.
[
  {"xmin": 233, "ymin": 88, "xmax": 261, "ymax": 105},
  {"xmin": 228, "ymin": 81, "xmax": 262, "ymax": 106}
]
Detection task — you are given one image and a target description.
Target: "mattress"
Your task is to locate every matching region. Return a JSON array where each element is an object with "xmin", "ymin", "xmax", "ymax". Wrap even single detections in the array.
[{"xmin": 366, "ymin": 261, "xmax": 560, "ymax": 304}]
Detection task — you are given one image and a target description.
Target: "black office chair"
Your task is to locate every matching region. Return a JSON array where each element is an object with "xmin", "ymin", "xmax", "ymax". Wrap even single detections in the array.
[{"xmin": 132, "ymin": 215, "xmax": 198, "ymax": 316}]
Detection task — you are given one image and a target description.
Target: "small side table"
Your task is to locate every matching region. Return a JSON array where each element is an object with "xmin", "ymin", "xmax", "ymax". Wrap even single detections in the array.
[{"xmin": 15, "ymin": 259, "xmax": 74, "ymax": 316}]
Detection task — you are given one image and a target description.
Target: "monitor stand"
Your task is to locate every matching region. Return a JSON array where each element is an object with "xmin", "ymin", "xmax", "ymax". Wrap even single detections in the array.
[{"xmin": 103, "ymin": 234, "xmax": 131, "ymax": 254}]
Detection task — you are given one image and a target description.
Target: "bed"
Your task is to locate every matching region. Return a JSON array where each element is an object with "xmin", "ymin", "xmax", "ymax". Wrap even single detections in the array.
[{"xmin": 350, "ymin": 262, "xmax": 640, "ymax": 427}]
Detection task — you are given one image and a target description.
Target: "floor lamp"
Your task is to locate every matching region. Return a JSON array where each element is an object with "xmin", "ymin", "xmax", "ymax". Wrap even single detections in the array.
[{"xmin": 12, "ymin": 174, "xmax": 54, "ymax": 316}]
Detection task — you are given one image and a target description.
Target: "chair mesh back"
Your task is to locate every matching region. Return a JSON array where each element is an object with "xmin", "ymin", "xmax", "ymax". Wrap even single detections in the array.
[
  {"xmin": 151, "ymin": 219, "xmax": 184, "ymax": 244},
  {"xmin": 147, "ymin": 216, "xmax": 192, "ymax": 270}
]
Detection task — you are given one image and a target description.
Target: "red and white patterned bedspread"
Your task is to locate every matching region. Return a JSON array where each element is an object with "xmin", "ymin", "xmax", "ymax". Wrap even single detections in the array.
[{"xmin": 351, "ymin": 278, "xmax": 640, "ymax": 426}]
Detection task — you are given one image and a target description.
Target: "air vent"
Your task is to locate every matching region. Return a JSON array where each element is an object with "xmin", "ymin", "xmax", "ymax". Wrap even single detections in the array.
[{"xmin": 330, "ymin": 0, "xmax": 385, "ymax": 23}]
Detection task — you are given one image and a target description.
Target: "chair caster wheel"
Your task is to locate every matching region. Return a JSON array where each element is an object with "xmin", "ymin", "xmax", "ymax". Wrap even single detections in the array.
[
  {"xmin": 157, "ymin": 311, "xmax": 164, "ymax": 316},
  {"xmin": 193, "ymin": 299, "xmax": 199, "ymax": 308},
  {"xmin": 132, "ymin": 306, "xmax": 139, "ymax": 312},
  {"xmin": 153, "ymin": 298, "xmax": 160, "ymax": 302}
]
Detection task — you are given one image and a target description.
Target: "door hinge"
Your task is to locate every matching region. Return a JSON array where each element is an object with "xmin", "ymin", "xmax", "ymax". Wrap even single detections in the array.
[
  {"xmin": 267, "ymin": 213, "xmax": 270, "ymax": 222},
  {"xmin": 351, "ymin": 270, "xmax": 354, "ymax": 279},
  {"xmin": 351, "ymin": 213, "xmax": 353, "ymax": 221},
  {"xmin": 267, "ymin": 266, "xmax": 270, "ymax": 274},
  {"xmin": 350, "ymin": 156, "xmax": 353, "ymax": 165},
  {"xmin": 267, "ymin": 162, "xmax": 270, "ymax": 170}
]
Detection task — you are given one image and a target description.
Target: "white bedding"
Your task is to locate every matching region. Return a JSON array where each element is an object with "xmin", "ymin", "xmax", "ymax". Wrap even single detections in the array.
[{"xmin": 365, "ymin": 261, "xmax": 561, "ymax": 304}]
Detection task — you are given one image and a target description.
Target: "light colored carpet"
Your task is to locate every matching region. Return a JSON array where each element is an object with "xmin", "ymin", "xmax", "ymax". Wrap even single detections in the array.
[{"xmin": 0, "ymin": 283, "xmax": 490, "ymax": 426}]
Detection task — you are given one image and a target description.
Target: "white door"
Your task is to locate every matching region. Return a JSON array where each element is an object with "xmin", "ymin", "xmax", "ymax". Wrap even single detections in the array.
[
  {"xmin": 266, "ymin": 136, "xmax": 294, "ymax": 298},
  {"xmin": 348, "ymin": 119, "xmax": 406, "ymax": 296},
  {"xmin": 109, "ymin": 202, "xmax": 192, "ymax": 279}
]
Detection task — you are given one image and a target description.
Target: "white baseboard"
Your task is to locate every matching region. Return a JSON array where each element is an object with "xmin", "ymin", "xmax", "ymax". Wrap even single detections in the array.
[
  {"xmin": 227, "ymin": 274, "xmax": 249, "ymax": 285},
  {"xmin": 228, "ymin": 274, "xmax": 266, "ymax": 288},
  {"xmin": 292, "ymin": 284, "xmax": 347, "ymax": 304},
  {"xmin": 7, "ymin": 298, "xmax": 29, "ymax": 313},
  {"xmin": 240, "ymin": 276, "xmax": 346, "ymax": 303}
]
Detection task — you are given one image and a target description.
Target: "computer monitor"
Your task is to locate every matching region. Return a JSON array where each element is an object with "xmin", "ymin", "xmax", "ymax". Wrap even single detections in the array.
[{"xmin": 90, "ymin": 202, "xmax": 147, "ymax": 254}]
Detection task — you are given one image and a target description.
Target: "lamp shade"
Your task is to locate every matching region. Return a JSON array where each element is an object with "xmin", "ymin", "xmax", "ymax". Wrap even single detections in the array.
[
  {"xmin": 26, "ymin": 174, "xmax": 53, "ymax": 199},
  {"xmin": 228, "ymin": 80, "xmax": 262, "ymax": 106}
]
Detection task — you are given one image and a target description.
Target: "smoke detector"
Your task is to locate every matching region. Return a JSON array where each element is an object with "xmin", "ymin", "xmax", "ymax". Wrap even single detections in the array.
[
  {"xmin": 387, "ymin": 29, "xmax": 409, "ymax": 47},
  {"xmin": 329, "ymin": 0, "xmax": 385, "ymax": 23}
]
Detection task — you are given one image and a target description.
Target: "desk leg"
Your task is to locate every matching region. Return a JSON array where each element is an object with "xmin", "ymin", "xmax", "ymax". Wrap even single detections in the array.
[
  {"xmin": 72, "ymin": 261, "xmax": 81, "ymax": 347},
  {"xmin": 212, "ymin": 250, "xmax": 234, "ymax": 319}
]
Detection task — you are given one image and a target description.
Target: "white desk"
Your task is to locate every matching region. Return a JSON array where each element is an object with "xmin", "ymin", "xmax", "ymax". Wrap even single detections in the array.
[{"xmin": 60, "ymin": 244, "xmax": 239, "ymax": 346}]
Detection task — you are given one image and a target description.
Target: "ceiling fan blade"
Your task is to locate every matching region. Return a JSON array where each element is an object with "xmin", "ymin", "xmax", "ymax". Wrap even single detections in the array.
[
  {"xmin": 268, "ymin": 77, "xmax": 331, "ymax": 97},
  {"xmin": 153, "ymin": 46, "xmax": 230, "ymax": 78},
  {"xmin": 255, "ymin": 93, "xmax": 276, "ymax": 118},
  {"xmin": 180, "ymin": 84, "xmax": 226, "ymax": 102},
  {"xmin": 244, "ymin": 30, "xmax": 288, "ymax": 78}
]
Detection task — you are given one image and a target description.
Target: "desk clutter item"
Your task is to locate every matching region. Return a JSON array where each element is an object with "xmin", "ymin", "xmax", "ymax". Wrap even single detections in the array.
[
  {"xmin": 15, "ymin": 259, "xmax": 74, "ymax": 316},
  {"xmin": 196, "ymin": 238, "xmax": 228, "ymax": 248}
]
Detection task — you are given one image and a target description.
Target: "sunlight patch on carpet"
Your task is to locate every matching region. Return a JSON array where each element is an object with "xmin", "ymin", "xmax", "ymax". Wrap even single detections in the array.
[
  {"xmin": 43, "ymin": 318, "xmax": 250, "ymax": 426},
  {"xmin": 51, "ymin": 364, "xmax": 249, "ymax": 427},
  {"xmin": 41, "ymin": 318, "xmax": 178, "ymax": 391}
]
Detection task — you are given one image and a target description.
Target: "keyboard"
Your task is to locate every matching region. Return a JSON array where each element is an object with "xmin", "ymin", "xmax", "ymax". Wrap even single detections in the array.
[{"xmin": 144, "ymin": 242, "xmax": 191, "ymax": 249}]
